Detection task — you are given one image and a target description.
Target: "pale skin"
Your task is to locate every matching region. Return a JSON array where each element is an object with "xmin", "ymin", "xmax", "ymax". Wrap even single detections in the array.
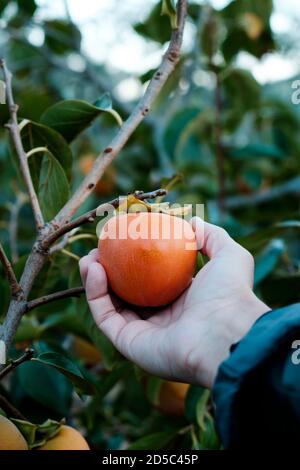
[{"xmin": 79, "ymin": 217, "xmax": 269, "ymax": 388}]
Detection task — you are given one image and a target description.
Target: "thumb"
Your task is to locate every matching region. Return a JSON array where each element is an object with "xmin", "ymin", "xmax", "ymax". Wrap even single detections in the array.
[
  {"xmin": 84, "ymin": 261, "xmax": 127, "ymax": 345},
  {"xmin": 191, "ymin": 216, "xmax": 254, "ymax": 268}
]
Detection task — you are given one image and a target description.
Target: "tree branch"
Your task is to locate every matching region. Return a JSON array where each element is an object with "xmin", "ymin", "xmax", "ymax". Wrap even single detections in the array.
[
  {"xmin": 0, "ymin": 242, "xmax": 22, "ymax": 298},
  {"xmin": 0, "ymin": 348, "xmax": 34, "ymax": 380},
  {"xmin": 8, "ymin": 191, "xmax": 28, "ymax": 263},
  {"xmin": 52, "ymin": 0, "xmax": 188, "ymax": 226},
  {"xmin": 0, "ymin": 59, "xmax": 44, "ymax": 230},
  {"xmin": 224, "ymin": 176, "xmax": 300, "ymax": 209},
  {"xmin": 214, "ymin": 70, "xmax": 225, "ymax": 216},
  {"xmin": 26, "ymin": 287, "xmax": 85, "ymax": 312},
  {"xmin": 46, "ymin": 188, "xmax": 167, "ymax": 247},
  {"xmin": 0, "ymin": 394, "xmax": 27, "ymax": 420}
]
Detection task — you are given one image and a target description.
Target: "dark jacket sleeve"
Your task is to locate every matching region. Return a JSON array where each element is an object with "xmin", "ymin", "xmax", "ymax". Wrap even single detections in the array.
[{"xmin": 212, "ymin": 303, "xmax": 300, "ymax": 449}]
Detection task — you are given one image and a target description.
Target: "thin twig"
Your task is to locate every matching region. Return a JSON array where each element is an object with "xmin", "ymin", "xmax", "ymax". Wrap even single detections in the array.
[
  {"xmin": 0, "ymin": 59, "xmax": 44, "ymax": 230},
  {"xmin": 46, "ymin": 188, "xmax": 167, "ymax": 247},
  {"xmin": 0, "ymin": 394, "xmax": 27, "ymax": 420},
  {"xmin": 8, "ymin": 191, "xmax": 28, "ymax": 263},
  {"xmin": 214, "ymin": 70, "xmax": 225, "ymax": 216},
  {"xmin": 0, "ymin": 242, "xmax": 22, "ymax": 298},
  {"xmin": 52, "ymin": 0, "xmax": 188, "ymax": 226},
  {"xmin": 224, "ymin": 175, "xmax": 300, "ymax": 209},
  {"xmin": 0, "ymin": 348, "xmax": 34, "ymax": 380},
  {"xmin": 26, "ymin": 287, "xmax": 85, "ymax": 312}
]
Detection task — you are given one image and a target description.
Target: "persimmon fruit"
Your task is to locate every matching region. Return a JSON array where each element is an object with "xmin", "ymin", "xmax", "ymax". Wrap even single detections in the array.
[
  {"xmin": 0, "ymin": 415, "xmax": 28, "ymax": 450},
  {"xmin": 37, "ymin": 425, "xmax": 90, "ymax": 450},
  {"xmin": 72, "ymin": 336, "xmax": 102, "ymax": 366},
  {"xmin": 158, "ymin": 381, "xmax": 189, "ymax": 417},
  {"xmin": 79, "ymin": 154, "xmax": 115, "ymax": 196},
  {"xmin": 99, "ymin": 212, "xmax": 197, "ymax": 307}
]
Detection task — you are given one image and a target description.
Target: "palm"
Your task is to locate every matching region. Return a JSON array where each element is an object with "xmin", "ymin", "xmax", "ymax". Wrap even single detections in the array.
[{"xmin": 115, "ymin": 254, "xmax": 249, "ymax": 385}]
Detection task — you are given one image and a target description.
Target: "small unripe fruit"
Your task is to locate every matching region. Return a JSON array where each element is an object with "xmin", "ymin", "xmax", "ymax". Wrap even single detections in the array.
[{"xmin": 99, "ymin": 212, "xmax": 197, "ymax": 307}]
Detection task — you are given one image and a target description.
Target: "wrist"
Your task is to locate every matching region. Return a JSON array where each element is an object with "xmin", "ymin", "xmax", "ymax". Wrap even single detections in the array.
[{"xmin": 200, "ymin": 291, "xmax": 269, "ymax": 389}]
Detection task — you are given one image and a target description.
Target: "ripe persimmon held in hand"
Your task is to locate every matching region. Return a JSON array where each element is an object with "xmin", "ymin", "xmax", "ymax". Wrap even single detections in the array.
[{"xmin": 99, "ymin": 212, "xmax": 197, "ymax": 308}]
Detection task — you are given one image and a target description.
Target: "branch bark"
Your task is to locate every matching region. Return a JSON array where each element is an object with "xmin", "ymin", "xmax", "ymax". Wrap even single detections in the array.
[
  {"xmin": 0, "ymin": 59, "xmax": 44, "ymax": 230},
  {"xmin": 26, "ymin": 287, "xmax": 85, "ymax": 312},
  {"xmin": 46, "ymin": 189, "xmax": 167, "ymax": 247},
  {"xmin": 52, "ymin": 0, "xmax": 188, "ymax": 226},
  {"xmin": 0, "ymin": 348, "xmax": 34, "ymax": 380},
  {"xmin": 0, "ymin": 394, "xmax": 27, "ymax": 420},
  {"xmin": 224, "ymin": 176, "xmax": 300, "ymax": 210},
  {"xmin": 0, "ymin": 242, "xmax": 22, "ymax": 298},
  {"xmin": 214, "ymin": 70, "xmax": 225, "ymax": 215}
]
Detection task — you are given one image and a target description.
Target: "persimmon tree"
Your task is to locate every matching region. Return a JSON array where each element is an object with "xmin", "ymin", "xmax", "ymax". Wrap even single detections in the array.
[
  {"xmin": 0, "ymin": 1, "xmax": 187, "ymax": 356},
  {"xmin": 0, "ymin": 0, "xmax": 299, "ymax": 450}
]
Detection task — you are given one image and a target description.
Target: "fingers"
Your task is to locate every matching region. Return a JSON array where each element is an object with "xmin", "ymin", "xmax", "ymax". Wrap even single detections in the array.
[
  {"xmin": 79, "ymin": 253, "xmax": 143, "ymax": 355},
  {"xmin": 191, "ymin": 217, "xmax": 253, "ymax": 267},
  {"xmin": 84, "ymin": 261, "xmax": 128, "ymax": 346},
  {"xmin": 79, "ymin": 249, "xmax": 98, "ymax": 287}
]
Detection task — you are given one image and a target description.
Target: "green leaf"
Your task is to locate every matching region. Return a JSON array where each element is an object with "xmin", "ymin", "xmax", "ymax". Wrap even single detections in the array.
[
  {"xmin": 199, "ymin": 414, "xmax": 220, "ymax": 450},
  {"xmin": 44, "ymin": 20, "xmax": 81, "ymax": 55},
  {"xmin": 222, "ymin": 68, "xmax": 261, "ymax": 112},
  {"xmin": 8, "ymin": 40, "xmax": 43, "ymax": 78},
  {"xmin": 134, "ymin": 3, "xmax": 172, "ymax": 44},
  {"xmin": 40, "ymin": 97, "xmax": 122, "ymax": 143},
  {"xmin": 261, "ymin": 273, "xmax": 300, "ymax": 306},
  {"xmin": 38, "ymin": 151, "xmax": 70, "ymax": 221},
  {"xmin": 220, "ymin": 0, "xmax": 275, "ymax": 61},
  {"xmin": 14, "ymin": 316, "xmax": 42, "ymax": 343},
  {"xmin": 40, "ymin": 311, "xmax": 87, "ymax": 338},
  {"xmin": 21, "ymin": 120, "xmax": 72, "ymax": 181},
  {"xmin": 145, "ymin": 376, "xmax": 163, "ymax": 406},
  {"xmin": 127, "ymin": 431, "xmax": 177, "ymax": 450},
  {"xmin": 239, "ymin": 221, "xmax": 300, "ymax": 253},
  {"xmin": 33, "ymin": 352, "xmax": 95, "ymax": 395},
  {"xmin": 164, "ymin": 107, "xmax": 201, "ymax": 160},
  {"xmin": 185, "ymin": 385, "xmax": 210, "ymax": 428},
  {"xmin": 97, "ymin": 361, "xmax": 132, "ymax": 399},
  {"xmin": 16, "ymin": 0, "xmax": 37, "ymax": 16},
  {"xmin": 254, "ymin": 239, "xmax": 285, "ymax": 286},
  {"xmin": 75, "ymin": 296, "xmax": 118, "ymax": 370},
  {"xmin": 231, "ymin": 143, "xmax": 284, "ymax": 160},
  {"xmin": 161, "ymin": 0, "xmax": 177, "ymax": 29},
  {"xmin": 12, "ymin": 418, "xmax": 62, "ymax": 449},
  {"xmin": 201, "ymin": 12, "xmax": 224, "ymax": 59},
  {"xmin": 17, "ymin": 361, "xmax": 73, "ymax": 416}
]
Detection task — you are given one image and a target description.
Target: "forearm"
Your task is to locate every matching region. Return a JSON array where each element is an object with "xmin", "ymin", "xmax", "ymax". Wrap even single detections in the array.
[
  {"xmin": 212, "ymin": 302, "xmax": 300, "ymax": 448},
  {"xmin": 199, "ymin": 291, "xmax": 269, "ymax": 389}
]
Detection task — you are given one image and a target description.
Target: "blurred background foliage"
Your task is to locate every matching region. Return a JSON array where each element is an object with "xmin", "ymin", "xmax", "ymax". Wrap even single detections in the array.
[{"xmin": 0, "ymin": 0, "xmax": 300, "ymax": 450}]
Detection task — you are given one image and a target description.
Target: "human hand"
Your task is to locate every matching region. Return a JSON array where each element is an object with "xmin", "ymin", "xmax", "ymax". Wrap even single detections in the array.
[{"xmin": 79, "ymin": 217, "xmax": 269, "ymax": 388}]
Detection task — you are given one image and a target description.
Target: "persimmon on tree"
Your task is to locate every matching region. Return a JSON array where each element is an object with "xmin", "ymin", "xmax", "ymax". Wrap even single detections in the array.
[
  {"xmin": 0, "ymin": 0, "xmax": 298, "ymax": 451},
  {"xmin": 0, "ymin": 0, "xmax": 189, "ymax": 450}
]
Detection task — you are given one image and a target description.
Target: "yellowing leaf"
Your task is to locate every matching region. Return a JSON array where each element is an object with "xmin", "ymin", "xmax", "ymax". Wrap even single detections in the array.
[
  {"xmin": 241, "ymin": 12, "xmax": 264, "ymax": 40},
  {"xmin": 161, "ymin": 0, "xmax": 177, "ymax": 29}
]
